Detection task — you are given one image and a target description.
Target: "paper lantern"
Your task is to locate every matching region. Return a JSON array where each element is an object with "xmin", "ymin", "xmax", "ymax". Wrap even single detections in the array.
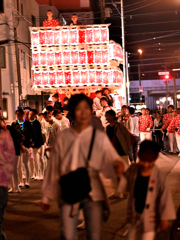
[
  {"xmin": 56, "ymin": 71, "xmax": 64, "ymax": 85},
  {"xmin": 87, "ymin": 50, "xmax": 94, "ymax": 64},
  {"xmin": 64, "ymin": 71, "xmax": 72, "ymax": 85},
  {"xmin": 71, "ymin": 50, "xmax": 79, "ymax": 65},
  {"xmin": 40, "ymin": 52, "xmax": 47, "ymax": 66},
  {"xmin": 117, "ymin": 70, "xmax": 123, "ymax": 83},
  {"xmin": 45, "ymin": 31, "xmax": 54, "ymax": 45},
  {"xmin": 55, "ymin": 51, "xmax": 62, "ymax": 65},
  {"xmin": 32, "ymin": 52, "xmax": 39, "ymax": 66},
  {"xmin": 54, "ymin": 31, "xmax": 61, "ymax": 45},
  {"xmin": 47, "ymin": 52, "xmax": 55, "ymax": 66},
  {"xmin": 102, "ymin": 70, "xmax": 109, "ymax": 85},
  {"xmin": 102, "ymin": 49, "xmax": 109, "ymax": 65},
  {"xmin": 86, "ymin": 28, "xmax": 93, "ymax": 44},
  {"xmin": 72, "ymin": 70, "xmax": 81, "ymax": 85},
  {"xmin": 96, "ymin": 70, "xmax": 103, "ymax": 84},
  {"xmin": 70, "ymin": 29, "xmax": 78, "ymax": 45},
  {"xmin": 49, "ymin": 71, "xmax": 56, "ymax": 85},
  {"xmin": 94, "ymin": 28, "xmax": 101, "ymax": 43},
  {"xmin": 94, "ymin": 49, "xmax": 102, "ymax": 64},
  {"xmin": 108, "ymin": 70, "xmax": 113, "ymax": 84},
  {"xmin": 79, "ymin": 50, "xmax": 87, "ymax": 65},
  {"xmin": 63, "ymin": 50, "xmax": 71, "ymax": 65},
  {"xmin": 115, "ymin": 44, "xmax": 123, "ymax": 60},
  {"xmin": 89, "ymin": 70, "xmax": 96, "ymax": 84},
  {"xmin": 31, "ymin": 32, "xmax": 39, "ymax": 46},
  {"xmin": 112, "ymin": 70, "xmax": 118, "ymax": 84},
  {"xmin": 34, "ymin": 72, "xmax": 41, "ymax": 85},
  {"xmin": 79, "ymin": 29, "xmax": 86, "ymax": 44},
  {"xmin": 101, "ymin": 28, "xmax": 109, "ymax": 43},
  {"xmin": 81, "ymin": 70, "xmax": 89, "ymax": 84},
  {"xmin": 61, "ymin": 29, "xmax": 69, "ymax": 45},
  {"xmin": 42, "ymin": 71, "xmax": 49, "ymax": 85},
  {"xmin": 39, "ymin": 31, "xmax": 46, "ymax": 45}
]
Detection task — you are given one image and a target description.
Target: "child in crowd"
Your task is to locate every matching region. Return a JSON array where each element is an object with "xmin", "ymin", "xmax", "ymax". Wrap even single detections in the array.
[{"xmin": 117, "ymin": 140, "xmax": 176, "ymax": 240}]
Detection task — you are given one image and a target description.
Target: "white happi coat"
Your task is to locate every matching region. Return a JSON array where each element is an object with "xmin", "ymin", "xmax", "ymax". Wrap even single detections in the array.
[{"xmin": 117, "ymin": 164, "xmax": 176, "ymax": 233}]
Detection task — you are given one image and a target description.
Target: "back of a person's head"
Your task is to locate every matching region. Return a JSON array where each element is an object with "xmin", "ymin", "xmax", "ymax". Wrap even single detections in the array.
[
  {"xmin": 129, "ymin": 107, "xmax": 135, "ymax": 115},
  {"xmin": 46, "ymin": 106, "xmax": 54, "ymax": 112},
  {"xmin": 106, "ymin": 109, "xmax": 116, "ymax": 117},
  {"xmin": 24, "ymin": 106, "xmax": 31, "ymax": 111},
  {"xmin": 138, "ymin": 140, "xmax": 160, "ymax": 162},
  {"xmin": 52, "ymin": 93, "xmax": 59, "ymax": 99},
  {"xmin": 63, "ymin": 104, "xmax": 69, "ymax": 111},
  {"xmin": 53, "ymin": 109, "xmax": 61, "ymax": 116},
  {"xmin": 31, "ymin": 109, "xmax": 38, "ymax": 115}
]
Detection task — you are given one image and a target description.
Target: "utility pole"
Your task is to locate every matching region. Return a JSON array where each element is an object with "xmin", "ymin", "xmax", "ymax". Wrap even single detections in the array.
[
  {"xmin": 138, "ymin": 64, "xmax": 142, "ymax": 102},
  {"xmin": 0, "ymin": 52, "xmax": 2, "ymax": 110},
  {"xmin": 126, "ymin": 51, "xmax": 130, "ymax": 105},
  {"xmin": 173, "ymin": 72, "xmax": 177, "ymax": 109},
  {"xmin": 99, "ymin": 0, "xmax": 105, "ymax": 24}
]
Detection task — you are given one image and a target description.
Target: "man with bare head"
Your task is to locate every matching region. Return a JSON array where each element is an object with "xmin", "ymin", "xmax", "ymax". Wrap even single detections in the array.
[{"xmin": 43, "ymin": 10, "xmax": 60, "ymax": 27}]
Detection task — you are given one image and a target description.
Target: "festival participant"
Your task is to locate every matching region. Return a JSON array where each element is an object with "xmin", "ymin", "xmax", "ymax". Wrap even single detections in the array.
[
  {"xmin": 166, "ymin": 111, "xmax": 177, "ymax": 154},
  {"xmin": 52, "ymin": 93, "xmax": 62, "ymax": 110},
  {"xmin": 93, "ymin": 90, "xmax": 102, "ymax": 115},
  {"xmin": 29, "ymin": 109, "xmax": 44, "ymax": 180},
  {"xmin": 12, "ymin": 107, "xmax": 34, "ymax": 188},
  {"xmin": 96, "ymin": 96, "xmax": 111, "ymax": 128},
  {"xmin": 41, "ymin": 94, "xmax": 125, "ymax": 240},
  {"xmin": 63, "ymin": 97, "xmax": 69, "ymax": 106},
  {"xmin": 139, "ymin": 108, "xmax": 153, "ymax": 141},
  {"xmin": 53, "ymin": 109, "xmax": 70, "ymax": 131},
  {"xmin": 69, "ymin": 13, "xmax": 82, "ymax": 26},
  {"xmin": 0, "ymin": 118, "xmax": 15, "ymax": 240},
  {"xmin": 118, "ymin": 105, "xmax": 133, "ymax": 133},
  {"xmin": 24, "ymin": 107, "xmax": 31, "ymax": 121},
  {"xmin": 153, "ymin": 111, "xmax": 163, "ymax": 148},
  {"xmin": 102, "ymin": 88, "xmax": 113, "ymax": 107},
  {"xmin": 117, "ymin": 140, "xmax": 176, "ymax": 240},
  {"xmin": 43, "ymin": 10, "xmax": 60, "ymax": 27}
]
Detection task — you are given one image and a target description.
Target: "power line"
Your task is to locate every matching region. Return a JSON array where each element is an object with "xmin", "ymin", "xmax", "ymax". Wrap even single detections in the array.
[
  {"xmin": 112, "ymin": 30, "xmax": 180, "ymax": 36},
  {"xmin": 130, "ymin": 60, "xmax": 180, "ymax": 67},
  {"xmin": 109, "ymin": 20, "xmax": 180, "ymax": 27}
]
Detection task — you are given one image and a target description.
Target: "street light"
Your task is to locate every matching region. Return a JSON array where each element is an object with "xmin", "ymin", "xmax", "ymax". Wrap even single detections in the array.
[
  {"xmin": 138, "ymin": 49, "xmax": 143, "ymax": 55},
  {"xmin": 156, "ymin": 100, "xmax": 160, "ymax": 104}
]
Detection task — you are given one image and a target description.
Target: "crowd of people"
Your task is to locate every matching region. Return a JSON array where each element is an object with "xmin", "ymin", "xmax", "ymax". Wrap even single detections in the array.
[{"xmin": 0, "ymin": 90, "xmax": 178, "ymax": 240}]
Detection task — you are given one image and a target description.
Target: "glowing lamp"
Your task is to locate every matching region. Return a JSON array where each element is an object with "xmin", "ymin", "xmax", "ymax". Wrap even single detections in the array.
[
  {"xmin": 64, "ymin": 71, "xmax": 72, "ymax": 85},
  {"xmin": 45, "ymin": 31, "xmax": 54, "ymax": 45},
  {"xmin": 79, "ymin": 29, "xmax": 86, "ymax": 44},
  {"xmin": 56, "ymin": 71, "xmax": 64, "ymax": 85},
  {"xmin": 94, "ymin": 49, "xmax": 102, "ymax": 64},
  {"xmin": 47, "ymin": 52, "xmax": 55, "ymax": 66},
  {"xmin": 165, "ymin": 74, "xmax": 169, "ymax": 80},
  {"xmin": 61, "ymin": 29, "xmax": 69, "ymax": 45},
  {"xmin": 81, "ymin": 70, "xmax": 89, "ymax": 84},
  {"xmin": 72, "ymin": 70, "xmax": 81, "ymax": 85},
  {"xmin": 54, "ymin": 31, "xmax": 61, "ymax": 45},
  {"xmin": 71, "ymin": 50, "xmax": 79, "ymax": 65},
  {"xmin": 89, "ymin": 70, "xmax": 96, "ymax": 84},
  {"xmin": 94, "ymin": 28, "xmax": 101, "ymax": 43},
  {"xmin": 32, "ymin": 52, "xmax": 40, "ymax": 66},
  {"xmin": 87, "ymin": 50, "xmax": 94, "ymax": 64},
  {"xmin": 31, "ymin": 32, "xmax": 39, "ymax": 46},
  {"xmin": 34, "ymin": 72, "xmax": 41, "ymax": 85},
  {"xmin": 41, "ymin": 71, "xmax": 49, "ymax": 85},
  {"xmin": 102, "ymin": 70, "xmax": 109, "ymax": 85},
  {"xmin": 79, "ymin": 50, "xmax": 87, "ymax": 65},
  {"xmin": 49, "ymin": 71, "xmax": 56, "ymax": 85},
  {"xmin": 63, "ymin": 50, "xmax": 71, "ymax": 65},
  {"xmin": 70, "ymin": 29, "xmax": 78, "ymax": 45},
  {"xmin": 102, "ymin": 49, "xmax": 109, "ymax": 65},
  {"xmin": 40, "ymin": 52, "xmax": 47, "ymax": 66},
  {"xmin": 39, "ymin": 31, "xmax": 46, "ymax": 45},
  {"xmin": 96, "ymin": 70, "xmax": 103, "ymax": 84},
  {"xmin": 55, "ymin": 51, "xmax": 62, "ymax": 65},
  {"xmin": 86, "ymin": 28, "xmax": 94, "ymax": 44},
  {"xmin": 101, "ymin": 28, "xmax": 109, "ymax": 43}
]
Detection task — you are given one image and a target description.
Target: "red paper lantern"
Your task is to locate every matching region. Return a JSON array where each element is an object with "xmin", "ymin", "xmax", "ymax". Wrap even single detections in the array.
[
  {"xmin": 108, "ymin": 70, "xmax": 113, "ymax": 84},
  {"xmin": 54, "ymin": 31, "xmax": 61, "ymax": 45},
  {"xmin": 94, "ymin": 49, "xmax": 102, "ymax": 64},
  {"xmin": 45, "ymin": 31, "xmax": 54, "ymax": 45},
  {"xmin": 70, "ymin": 29, "xmax": 78, "ymax": 45},
  {"xmin": 86, "ymin": 28, "xmax": 93, "ymax": 44},
  {"xmin": 55, "ymin": 51, "xmax": 62, "ymax": 65},
  {"xmin": 79, "ymin": 50, "xmax": 87, "ymax": 65},
  {"xmin": 94, "ymin": 28, "xmax": 101, "ymax": 43},
  {"xmin": 31, "ymin": 32, "xmax": 39, "ymax": 46},
  {"xmin": 89, "ymin": 70, "xmax": 96, "ymax": 84},
  {"xmin": 112, "ymin": 70, "xmax": 118, "ymax": 84},
  {"xmin": 56, "ymin": 71, "xmax": 64, "ymax": 85},
  {"xmin": 47, "ymin": 52, "xmax": 55, "ymax": 66},
  {"xmin": 96, "ymin": 70, "xmax": 103, "ymax": 84},
  {"xmin": 34, "ymin": 72, "xmax": 41, "ymax": 85},
  {"xmin": 79, "ymin": 29, "xmax": 86, "ymax": 44},
  {"xmin": 40, "ymin": 52, "xmax": 47, "ymax": 66},
  {"xmin": 49, "ymin": 71, "xmax": 56, "ymax": 85},
  {"xmin": 71, "ymin": 50, "xmax": 79, "ymax": 65},
  {"xmin": 42, "ymin": 71, "xmax": 49, "ymax": 85},
  {"xmin": 101, "ymin": 28, "xmax": 109, "ymax": 43},
  {"xmin": 64, "ymin": 71, "xmax": 72, "ymax": 85},
  {"xmin": 87, "ymin": 50, "xmax": 94, "ymax": 64},
  {"xmin": 81, "ymin": 70, "xmax": 89, "ymax": 84},
  {"xmin": 63, "ymin": 50, "xmax": 71, "ymax": 65},
  {"xmin": 115, "ymin": 45, "xmax": 123, "ymax": 60},
  {"xmin": 32, "ymin": 52, "xmax": 39, "ymax": 66},
  {"xmin": 39, "ymin": 31, "xmax": 46, "ymax": 45},
  {"xmin": 102, "ymin": 70, "xmax": 109, "ymax": 85},
  {"xmin": 102, "ymin": 49, "xmax": 109, "ymax": 65},
  {"xmin": 117, "ymin": 70, "xmax": 123, "ymax": 83},
  {"xmin": 109, "ymin": 44, "xmax": 116, "ymax": 60},
  {"xmin": 72, "ymin": 70, "xmax": 81, "ymax": 85},
  {"xmin": 61, "ymin": 29, "xmax": 69, "ymax": 45}
]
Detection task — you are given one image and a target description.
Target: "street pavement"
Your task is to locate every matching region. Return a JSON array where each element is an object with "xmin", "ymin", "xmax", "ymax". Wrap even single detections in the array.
[{"xmin": 4, "ymin": 152, "xmax": 180, "ymax": 240}]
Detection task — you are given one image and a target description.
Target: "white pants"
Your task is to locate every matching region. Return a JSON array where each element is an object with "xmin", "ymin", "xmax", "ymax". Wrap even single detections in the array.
[
  {"xmin": 10, "ymin": 155, "xmax": 20, "ymax": 190},
  {"xmin": 168, "ymin": 133, "xmax": 177, "ymax": 153},
  {"xmin": 38, "ymin": 145, "xmax": 45, "ymax": 176},
  {"xmin": 175, "ymin": 133, "xmax": 180, "ymax": 151},
  {"xmin": 32, "ymin": 148, "xmax": 40, "ymax": 177},
  {"xmin": 140, "ymin": 132, "xmax": 152, "ymax": 142},
  {"xmin": 18, "ymin": 152, "xmax": 30, "ymax": 184}
]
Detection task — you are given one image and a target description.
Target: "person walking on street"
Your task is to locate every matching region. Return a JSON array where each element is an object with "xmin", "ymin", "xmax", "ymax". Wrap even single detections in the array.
[
  {"xmin": 153, "ymin": 111, "xmax": 163, "ymax": 148},
  {"xmin": 139, "ymin": 108, "xmax": 153, "ymax": 142}
]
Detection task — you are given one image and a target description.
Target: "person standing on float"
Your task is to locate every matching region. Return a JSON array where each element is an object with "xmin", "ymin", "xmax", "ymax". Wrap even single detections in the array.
[{"xmin": 43, "ymin": 10, "xmax": 60, "ymax": 27}]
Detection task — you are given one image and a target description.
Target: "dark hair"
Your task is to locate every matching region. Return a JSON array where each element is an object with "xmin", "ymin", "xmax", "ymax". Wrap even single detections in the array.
[
  {"xmin": 63, "ymin": 104, "xmax": 69, "ymax": 111},
  {"xmin": 122, "ymin": 105, "xmax": 127, "ymax": 109},
  {"xmin": 52, "ymin": 93, "xmax": 59, "ymax": 98},
  {"xmin": 146, "ymin": 108, "xmax": 150, "ymax": 111},
  {"xmin": 47, "ymin": 9, "xmax": 52, "ymax": 12},
  {"xmin": 15, "ymin": 106, "xmax": 24, "ymax": 114},
  {"xmin": 138, "ymin": 140, "xmax": 160, "ymax": 162},
  {"xmin": 38, "ymin": 113, "xmax": 43, "ymax": 116},
  {"xmin": 129, "ymin": 107, "xmax": 135, "ymax": 115},
  {"xmin": 156, "ymin": 110, "xmax": 161, "ymax": 115},
  {"xmin": 46, "ymin": 106, "xmax": 54, "ymax": 112},
  {"xmin": 24, "ymin": 107, "xmax": 31, "ymax": 111},
  {"xmin": 30, "ymin": 109, "xmax": 38, "ymax": 115},
  {"xmin": 100, "ymin": 96, "xmax": 108, "ymax": 102},
  {"xmin": 63, "ymin": 97, "xmax": 69, "ymax": 102},
  {"xmin": 68, "ymin": 94, "xmax": 92, "ymax": 119},
  {"xmin": 71, "ymin": 13, "xmax": 78, "ymax": 16},
  {"xmin": 53, "ymin": 109, "xmax": 61, "ymax": 116},
  {"xmin": 95, "ymin": 90, "xmax": 101, "ymax": 94},
  {"xmin": 0, "ymin": 107, "xmax": 1, "ymax": 110},
  {"xmin": 105, "ymin": 110, "xmax": 116, "ymax": 120},
  {"xmin": 43, "ymin": 111, "xmax": 48, "ymax": 116},
  {"xmin": 168, "ymin": 105, "xmax": 174, "ymax": 109}
]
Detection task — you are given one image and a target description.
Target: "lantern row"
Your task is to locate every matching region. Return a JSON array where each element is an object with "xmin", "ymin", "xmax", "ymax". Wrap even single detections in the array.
[
  {"xmin": 31, "ymin": 27, "xmax": 109, "ymax": 46},
  {"xmin": 32, "ymin": 45, "xmax": 123, "ymax": 67},
  {"xmin": 34, "ymin": 69, "xmax": 123, "ymax": 87}
]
